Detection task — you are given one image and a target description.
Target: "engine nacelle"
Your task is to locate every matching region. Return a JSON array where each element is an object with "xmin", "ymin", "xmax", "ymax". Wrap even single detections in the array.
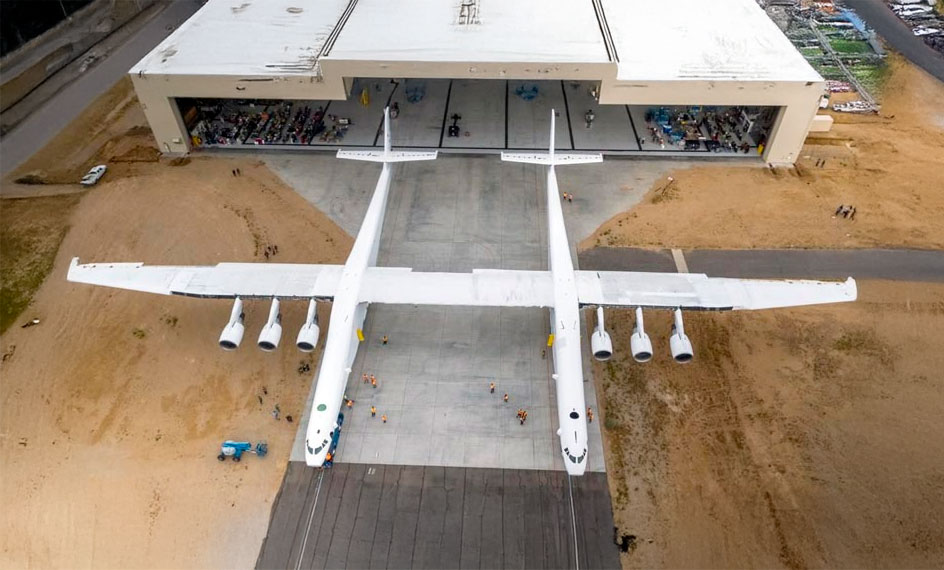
[
  {"xmin": 669, "ymin": 308, "xmax": 694, "ymax": 363},
  {"xmin": 630, "ymin": 307, "xmax": 653, "ymax": 363},
  {"xmin": 218, "ymin": 297, "xmax": 245, "ymax": 351},
  {"xmin": 257, "ymin": 298, "xmax": 282, "ymax": 352},
  {"xmin": 590, "ymin": 307, "xmax": 613, "ymax": 361},
  {"xmin": 296, "ymin": 299, "xmax": 320, "ymax": 352}
]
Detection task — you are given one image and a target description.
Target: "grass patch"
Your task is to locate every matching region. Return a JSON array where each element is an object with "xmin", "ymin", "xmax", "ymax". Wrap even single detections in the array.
[
  {"xmin": 830, "ymin": 39, "xmax": 872, "ymax": 54},
  {"xmin": 132, "ymin": 328, "xmax": 147, "ymax": 339},
  {"xmin": 0, "ymin": 195, "xmax": 80, "ymax": 334}
]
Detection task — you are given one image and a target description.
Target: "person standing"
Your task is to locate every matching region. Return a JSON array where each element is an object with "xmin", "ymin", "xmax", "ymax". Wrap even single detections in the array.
[
  {"xmin": 381, "ymin": 414, "xmax": 387, "ymax": 424},
  {"xmin": 587, "ymin": 407, "xmax": 594, "ymax": 423},
  {"xmin": 370, "ymin": 406, "xmax": 377, "ymax": 417},
  {"xmin": 371, "ymin": 375, "xmax": 378, "ymax": 389},
  {"xmin": 489, "ymin": 382, "xmax": 496, "ymax": 393},
  {"xmin": 503, "ymin": 393, "xmax": 509, "ymax": 403}
]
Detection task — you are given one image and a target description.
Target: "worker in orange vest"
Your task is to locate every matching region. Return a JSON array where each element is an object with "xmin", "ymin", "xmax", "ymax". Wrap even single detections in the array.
[
  {"xmin": 370, "ymin": 406, "xmax": 377, "ymax": 417},
  {"xmin": 381, "ymin": 414, "xmax": 387, "ymax": 423},
  {"xmin": 587, "ymin": 407, "xmax": 594, "ymax": 423}
]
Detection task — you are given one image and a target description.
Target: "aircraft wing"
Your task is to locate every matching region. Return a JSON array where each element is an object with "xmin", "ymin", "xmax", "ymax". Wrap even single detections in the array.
[
  {"xmin": 67, "ymin": 258, "xmax": 344, "ymax": 299},
  {"xmin": 359, "ymin": 267, "xmax": 555, "ymax": 307},
  {"xmin": 575, "ymin": 271, "xmax": 857, "ymax": 311}
]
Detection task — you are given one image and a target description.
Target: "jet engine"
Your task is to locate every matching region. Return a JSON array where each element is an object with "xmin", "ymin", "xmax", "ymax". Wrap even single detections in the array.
[
  {"xmin": 590, "ymin": 307, "xmax": 613, "ymax": 361},
  {"xmin": 669, "ymin": 308, "xmax": 694, "ymax": 363},
  {"xmin": 296, "ymin": 299, "xmax": 320, "ymax": 352},
  {"xmin": 630, "ymin": 307, "xmax": 653, "ymax": 363},
  {"xmin": 257, "ymin": 298, "xmax": 282, "ymax": 352},
  {"xmin": 218, "ymin": 297, "xmax": 245, "ymax": 351}
]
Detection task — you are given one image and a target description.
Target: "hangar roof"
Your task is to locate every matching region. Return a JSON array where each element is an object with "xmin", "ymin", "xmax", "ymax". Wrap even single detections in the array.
[
  {"xmin": 324, "ymin": 0, "xmax": 611, "ymax": 64},
  {"xmin": 131, "ymin": 0, "xmax": 352, "ymax": 76},
  {"xmin": 133, "ymin": 0, "xmax": 820, "ymax": 83},
  {"xmin": 604, "ymin": 0, "xmax": 821, "ymax": 82}
]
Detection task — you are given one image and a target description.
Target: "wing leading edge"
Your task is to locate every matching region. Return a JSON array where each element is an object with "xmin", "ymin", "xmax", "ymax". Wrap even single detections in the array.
[
  {"xmin": 67, "ymin": 258, "xmax": 344, "ymax": 299},
  {"xmin": 575, "ymin": 270, "xmax": 857, "ymax": 311}
]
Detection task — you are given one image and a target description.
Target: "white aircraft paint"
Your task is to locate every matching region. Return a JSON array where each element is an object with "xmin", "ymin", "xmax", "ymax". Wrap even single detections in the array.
[{"xmin": 67, "ymin": 109, "xmax": 857, "ymax": 476}]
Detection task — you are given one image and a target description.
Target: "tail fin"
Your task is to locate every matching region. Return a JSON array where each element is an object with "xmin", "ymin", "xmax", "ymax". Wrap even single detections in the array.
[
  {"xmin": 501, "ymin": 109, "xmax": 602, "ymax": 166},
  {"xmin": 337, "ymin": 107, "xmax": 438, "ymax": 163}
]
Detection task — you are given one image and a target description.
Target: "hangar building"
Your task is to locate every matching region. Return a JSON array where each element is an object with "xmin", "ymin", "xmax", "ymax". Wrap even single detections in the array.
[{"xmin": 130, "ymin": 0, "xmax": 825, "ymax": 165}]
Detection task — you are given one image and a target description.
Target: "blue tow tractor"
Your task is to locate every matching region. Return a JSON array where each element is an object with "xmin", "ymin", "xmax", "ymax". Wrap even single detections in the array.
[
  {"xmin": 323, "ymin": 413, "xmax": 344, "ymax": 469},
  {"xmin": 218, "ymin": 441, "xmax": 268, "ymax": 462}
]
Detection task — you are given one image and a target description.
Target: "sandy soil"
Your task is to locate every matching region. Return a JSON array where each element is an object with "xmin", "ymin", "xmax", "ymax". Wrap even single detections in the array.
[
  {"xmin": 0, "ymin": 155, "xmax": 352, "ymax": 567},
  {"xmin": 583, "ymin": 56, "xmax": 944, "ymax": 250},
  {"xmin": 593, "ymin": 280, "xmax": 944, "ymax": 569}
]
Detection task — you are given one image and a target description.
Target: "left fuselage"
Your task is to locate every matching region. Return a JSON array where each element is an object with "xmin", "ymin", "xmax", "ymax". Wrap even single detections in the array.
[{"xmin": 305, "ymin": 164, "xmax": 392, "ymax": 467}]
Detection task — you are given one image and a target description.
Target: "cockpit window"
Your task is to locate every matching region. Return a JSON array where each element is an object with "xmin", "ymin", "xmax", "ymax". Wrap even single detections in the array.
[
  {"xmin": 563, "ymin": 447, "xmax": 587, "ymax": 464},
  {"xmin": 569, "ymin": 411, "xmax": 580, "ymax": 419},
  {"xmin": 310, "ymin": 438, "xmax": 330, "ymax": 455}
]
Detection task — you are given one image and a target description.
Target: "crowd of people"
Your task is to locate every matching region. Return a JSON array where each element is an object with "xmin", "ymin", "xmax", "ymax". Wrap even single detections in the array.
[
  {"xmin": 190, "ymin": 100, "xmax": 354, "ymax": 147},
  {"xmin": 642, "ymin": 106, "xmax": 769, "ymax": 154}
]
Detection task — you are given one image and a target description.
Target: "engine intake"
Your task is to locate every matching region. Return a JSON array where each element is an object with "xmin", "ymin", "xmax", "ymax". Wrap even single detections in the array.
[
  {"xmin": 669, "ymin": 308, "xmax": 694, "ymax": 363},
  {"xmin": 296, "ymin": 299, "xmax": 320, "ymax": 352},
  {"xmin": 218, "ymin": 297, "xmax": 245, "ymax": 351},
  {"xmin": 630, "ymin": 307, "xmax": 653, "ymax": 363},
  {"xmin": 257, "ymin": 298, "xmax": 282, "ymax": 352},
  {"xmin": 590, "ymin": 307, "xmax": 613, "ymax": 361}
]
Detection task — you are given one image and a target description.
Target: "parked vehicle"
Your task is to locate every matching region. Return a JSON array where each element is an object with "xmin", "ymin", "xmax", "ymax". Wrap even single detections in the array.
[{"xmin": 80, "ymin": 165, "xmax": 107, "ymax": 186}]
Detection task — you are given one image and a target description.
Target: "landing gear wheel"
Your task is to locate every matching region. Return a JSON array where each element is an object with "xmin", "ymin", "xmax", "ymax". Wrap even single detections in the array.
[
  {"xmin": 233, "ymin": 455, "xmax": 241, "ymax": 462},
  {"xmin": 217, "ymin": 453, "xmax": 226, "ymax": 461}
]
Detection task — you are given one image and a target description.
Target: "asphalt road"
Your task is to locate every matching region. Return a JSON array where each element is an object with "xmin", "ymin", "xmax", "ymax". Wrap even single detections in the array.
[
  {"xmin": 256, "ymin": 462, "xmax": 620, "ymax": 570},
  {"xmin": 578, "ymin": 247, "xmax": 944, "ymax": 282},
  {"xmin": 843, "ymin": 0, "xmax": 944, "ymax": 83},
  {"xmin": 0, "ymin": 0, "xmax": 203, "ymax": 177}
]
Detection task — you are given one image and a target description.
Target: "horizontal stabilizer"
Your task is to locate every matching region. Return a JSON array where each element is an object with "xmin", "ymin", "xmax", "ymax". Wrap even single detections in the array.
[
  {"xmin": 336, "ymin": 149, "xmax": 438, "ymax": 163},
  {"xmin": 501, "ymin": 152, "xmax": 603, "ymax": 166}
]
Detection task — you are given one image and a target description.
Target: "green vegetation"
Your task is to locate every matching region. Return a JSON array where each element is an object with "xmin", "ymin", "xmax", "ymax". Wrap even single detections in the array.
[
  {"xmin": 830, "ymin": 39, "xmax": 872, "ymax": 54},
  {"xmin": 0, "ymin": 195, "xmax": 80, "ymax": 334},
  {"xmin": 132, "ymin": 328, "xmax": 147, "ymax": 339},
  {"xmin": 851, "ymin": 62, "xmax": 890, "ymax": 96},
  {"xmin": 799, "ymin": 46, "xmax": 823, "ymax": 57}
]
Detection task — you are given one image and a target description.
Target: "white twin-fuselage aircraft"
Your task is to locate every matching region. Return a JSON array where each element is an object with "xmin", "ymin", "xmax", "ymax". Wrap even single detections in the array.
[{"xmin": 68, "ymin": 109, "xmax": 857, "ymax": 476}]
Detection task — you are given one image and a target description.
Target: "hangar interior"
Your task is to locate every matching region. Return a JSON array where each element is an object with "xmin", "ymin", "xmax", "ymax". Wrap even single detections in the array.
[
  {"xmin": 132, "ymin": 0, "xmax": 824, "ymax": 165},
  {"xmin": 177, "ymin": 79, "xmax": 780, "ymax": 155}
]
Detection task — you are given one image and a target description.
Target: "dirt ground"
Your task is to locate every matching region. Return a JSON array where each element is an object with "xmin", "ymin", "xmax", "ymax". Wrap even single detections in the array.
[
  {"xmin": 0, "ymin": 156, "xmax": 352, "ymax": 566},
  {"xmin": 593, "ymin": 280, "xmax": 944, "ymax": 569},
  {"xmin": 583, "ymin": 55, "xmax": 944, "ymax": 251}
]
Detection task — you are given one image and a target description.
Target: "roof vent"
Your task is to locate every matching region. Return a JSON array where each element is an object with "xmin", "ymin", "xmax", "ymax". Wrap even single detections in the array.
[
  {"xmin": 287, "ymin": 6, "xmax": 302, "ymax": 14},
  {"xmin": 457, "ymin": 0, "xmax": 480, "ymax": 25}
]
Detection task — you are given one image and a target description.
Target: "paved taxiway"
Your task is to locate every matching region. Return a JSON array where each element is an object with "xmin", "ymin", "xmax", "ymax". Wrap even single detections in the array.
[{"xmin": 256, "ymin": 463, "xmax": 620, "ymax": 570}]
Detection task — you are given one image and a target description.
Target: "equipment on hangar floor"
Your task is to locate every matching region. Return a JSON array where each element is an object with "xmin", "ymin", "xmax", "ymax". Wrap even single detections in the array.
[{"xmin": 218, "ymin": 440, "xmax": 268, "ymax": 462}]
